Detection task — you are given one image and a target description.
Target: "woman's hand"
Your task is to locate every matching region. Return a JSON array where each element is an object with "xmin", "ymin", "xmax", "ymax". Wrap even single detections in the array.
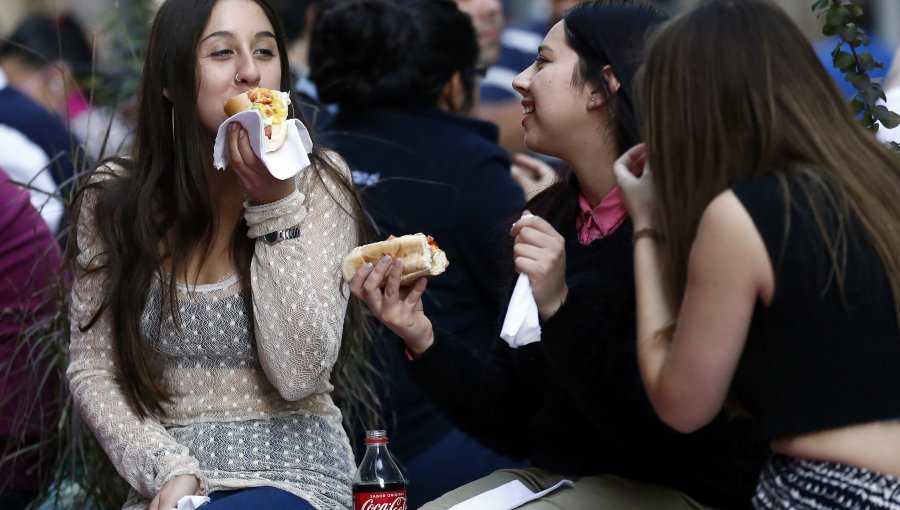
[
  {"xmin": 613, "ymin": 143, "xmax": 656, "ymax": 229},
  {"xmin": 511, "ymin": 153, "xmax": 557, "ymax": 200},
  {"xmin": 149, "ymin": 474, "xmax": 200, "ymax": 510},
  {"xmin": 349, "ymin": 256, "xmax": 435, "ymax": 356},
  {"xmin": 227, "ymin": 123, "xmax": 296, "ymax": 205},
  {"xmin": 510, "ymin": 213, "xmax": 567, "ymax": 320}
]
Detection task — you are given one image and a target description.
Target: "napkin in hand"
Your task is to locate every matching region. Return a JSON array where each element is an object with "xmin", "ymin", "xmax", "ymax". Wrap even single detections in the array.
[
  {"xmin": 500, "ymin": 273, "xmax": 541, "ymax": 348},
  {"xmin": 171, "ymin": 495, "xmax": 210, "ymax": 510},
  {"xmin": 213, "ymin": 110, "xmax": 313, "ymax": 180}
]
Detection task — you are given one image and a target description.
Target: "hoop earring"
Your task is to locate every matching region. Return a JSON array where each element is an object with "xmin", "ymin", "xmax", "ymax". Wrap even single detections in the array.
[{"xmin": 288, "ymin": 90, "xmax": 294, "ymax": 119}]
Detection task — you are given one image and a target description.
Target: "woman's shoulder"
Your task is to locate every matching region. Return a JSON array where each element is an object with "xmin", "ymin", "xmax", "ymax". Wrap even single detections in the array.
[{"xmin": 86, "ymin": 157, "xmax": 132, "ymax": 185}]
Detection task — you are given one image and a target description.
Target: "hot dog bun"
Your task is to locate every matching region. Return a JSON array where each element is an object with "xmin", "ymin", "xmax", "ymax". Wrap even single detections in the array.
[
  {"xmin": 223, "ymin": 87, "xmax": 290, "ymax": 152},
  {"xmin": 341, "ymin": 233, "xmax": 449, "ymax": 286}
]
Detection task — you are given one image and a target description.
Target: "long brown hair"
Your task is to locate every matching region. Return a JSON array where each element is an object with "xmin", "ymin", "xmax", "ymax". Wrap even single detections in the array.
[
  {"xmin": 68, "ymin": 0, "xmax": 368, "ymax": 419},
  {"xmin": 640, "ymin": 0, "xmax": 900, "ymax": 330}
]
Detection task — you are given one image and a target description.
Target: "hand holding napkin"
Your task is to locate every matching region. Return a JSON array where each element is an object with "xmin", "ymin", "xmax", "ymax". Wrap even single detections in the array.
[
  {"xmin": 213, "ymin": 111, "xmax": 313, "ymax": 180},
  {"xmin": 170, "ymin": 495, "xmax": 210, "ymax": 510},
  {"xmin": 500, "ymin": 272, "xmax": 542, "ymax": 348}
]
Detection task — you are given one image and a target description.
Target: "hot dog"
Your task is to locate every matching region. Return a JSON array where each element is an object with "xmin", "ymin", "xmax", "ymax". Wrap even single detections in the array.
[
  {"xmin": 223, "ymin": 87, "xmax": 291, "ymax": 152},
  {"xmin": 342, "ymin": 233, "xmax": 449, "ymax": 286}
]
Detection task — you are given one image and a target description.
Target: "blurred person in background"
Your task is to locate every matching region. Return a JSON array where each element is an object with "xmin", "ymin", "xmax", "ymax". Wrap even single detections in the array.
[
  {"xmin": 0, "ymin": 50, "xmax": 79, "ymax": 233},
  {"xmin": 452, "ymin": 0, "xmax": 505, "ymax": 69},
  {"xmin": 0, "ymin": 13, "xmax": 132, "ymax": 163},
  {"xmin": 0, "ymin": 167, "xmax": 62, "ymax": 510},
  {"xmin": 310, "ymin": 0, "xmax": 526, "ymax": 506}
]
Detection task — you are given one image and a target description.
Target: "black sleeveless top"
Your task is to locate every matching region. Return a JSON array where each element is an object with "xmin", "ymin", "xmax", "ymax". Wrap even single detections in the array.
[{"xmin": 732, "ymin": 172, "xmax": 900, "ymax": 439}]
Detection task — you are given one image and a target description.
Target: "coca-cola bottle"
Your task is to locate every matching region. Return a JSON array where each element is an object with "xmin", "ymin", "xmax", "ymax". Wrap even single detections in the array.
[{"xmin": 352, "ymin": 430, "xmax": 407, "ymax": 510}]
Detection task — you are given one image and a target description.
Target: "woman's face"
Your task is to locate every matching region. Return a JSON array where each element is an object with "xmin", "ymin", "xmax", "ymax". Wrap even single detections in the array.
[
  {"xmin": 512, "ymin": 21, "xmax": 590, "ymax": 159},
  {"xmin": 196, "ymin": 0, "xmax": 282, "ymax": 136}
]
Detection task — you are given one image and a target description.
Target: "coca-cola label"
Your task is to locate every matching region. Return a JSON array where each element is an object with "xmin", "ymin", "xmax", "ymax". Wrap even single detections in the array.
[{"xmin": 353, "ymin": 490, "xmax": 407, "ymax": 510}]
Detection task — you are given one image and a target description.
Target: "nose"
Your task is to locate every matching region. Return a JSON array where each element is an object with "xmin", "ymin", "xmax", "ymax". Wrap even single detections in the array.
[
  {"xmin": 512, "ymin": 65, "xmax": 533, "ymax": 97},
  {"xmin": 235, "ymin": 53, "xmax": 261, "ymax": 87}
]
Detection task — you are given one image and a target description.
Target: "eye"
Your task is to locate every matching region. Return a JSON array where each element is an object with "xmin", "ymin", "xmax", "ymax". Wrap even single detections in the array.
[
  {"xmin": 534, "ymin": 55, "xmax": 550, "ymax": 67},
  {"xmin": 254, "ymin": 48, "xmax": 277, "ymax": 59},
  {"xmin": 208, "ymin": 48, "xmax": 234, "ymax": 58}
]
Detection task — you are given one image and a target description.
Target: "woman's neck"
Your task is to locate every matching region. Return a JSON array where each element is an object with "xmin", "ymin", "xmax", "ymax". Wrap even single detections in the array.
[{"xmin": 566, "ymin": 142, "xmax": 618, "ymax": 208}]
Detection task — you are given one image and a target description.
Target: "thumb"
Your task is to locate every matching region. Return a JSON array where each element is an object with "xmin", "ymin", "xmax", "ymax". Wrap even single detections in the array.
[{"xmin": 613, "ymin": 161, "xmax": 637, "ymax": 186}]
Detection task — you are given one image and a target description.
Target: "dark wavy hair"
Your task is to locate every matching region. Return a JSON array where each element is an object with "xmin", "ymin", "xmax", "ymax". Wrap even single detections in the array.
[
  {"xmin": 525, "ymin": 0, "xmax": 666, "ymax": 233},
  {"xmin": 309, "ymin": 0, "xmax": 480, "ymax": 113},
  {"xmin": 68, "ymin": 0, "xmax": 368, "ymax": 419}
]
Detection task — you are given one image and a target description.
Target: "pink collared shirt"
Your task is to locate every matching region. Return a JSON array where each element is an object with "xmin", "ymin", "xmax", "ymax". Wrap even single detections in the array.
[{"xmin": 575, "ymin": 187, "xmax": 629, "ymax": 245}]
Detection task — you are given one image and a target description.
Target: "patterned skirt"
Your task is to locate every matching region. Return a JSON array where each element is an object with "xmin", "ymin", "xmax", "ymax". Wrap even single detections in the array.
[{"xmin": 754, "ymin": 454, "xmax": 900, "ymax": 510}]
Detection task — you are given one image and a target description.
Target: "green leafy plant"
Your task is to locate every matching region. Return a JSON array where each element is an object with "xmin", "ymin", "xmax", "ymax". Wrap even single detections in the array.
[{"xmin": 813, "ymin": 0, "xmax": 900, "ymax": 134}]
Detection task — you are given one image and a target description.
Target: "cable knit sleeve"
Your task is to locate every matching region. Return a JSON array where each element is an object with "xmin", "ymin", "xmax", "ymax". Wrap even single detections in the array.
[
  {"xmin": 66, "ymin": 169, "xmax": 208, "ymax": 499},
  {"xmin": 245, "ymin": 150, "xmax": 358, "ymax": 401}
]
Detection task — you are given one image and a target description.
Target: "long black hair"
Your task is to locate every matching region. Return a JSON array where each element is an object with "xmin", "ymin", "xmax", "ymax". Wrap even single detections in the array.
[
  {"xmin": 525, "ymin": 0, "xmax": 666, "ymax": 233},
  {"xmin": 69, "ymin": 0, "xmax": 368, "ymax": 418}
]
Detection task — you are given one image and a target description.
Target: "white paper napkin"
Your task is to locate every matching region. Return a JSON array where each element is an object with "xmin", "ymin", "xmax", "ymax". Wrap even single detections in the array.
[
  {"xmin": 449, "ymin": 479, "xmax": 574, "ymax": 510},
  {"xmin": 213, "ymin": 110, "xmax": 313, "ymax": 180},
  {"xmin": 171, "ymin": 495, "xmax": 210, "ymax": 510},
  {"xmin": 500, "ymin": 273, "xmax": 541, "ymax": 348}
]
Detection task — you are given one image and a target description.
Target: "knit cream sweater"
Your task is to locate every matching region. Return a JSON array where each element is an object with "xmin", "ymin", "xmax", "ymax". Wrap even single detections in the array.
[{"xmin": 68, "ymin": 153, "xmax": 358, "ymax": 509}]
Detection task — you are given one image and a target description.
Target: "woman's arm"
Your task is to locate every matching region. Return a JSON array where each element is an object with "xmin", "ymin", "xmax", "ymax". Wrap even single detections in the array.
[
  {"xmin": 245, "ymin": 150, "xmax": 358, "ymax": 401},
  {"xmin": 67, "ymin": 173, "xmax": 206, "ymax": 500},
  {"xmin": 350, "ymin": 260, "xmax": 533, "ymax": 459},
  {"xmin": 633, "ymin": 191, "xmax": 772, "ymax": 432}
]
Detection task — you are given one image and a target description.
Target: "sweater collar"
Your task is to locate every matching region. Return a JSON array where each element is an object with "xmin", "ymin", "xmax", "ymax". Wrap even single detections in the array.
[{"xmin": 575, "ymin": 187, "xmax": 628, "ymax": 246}]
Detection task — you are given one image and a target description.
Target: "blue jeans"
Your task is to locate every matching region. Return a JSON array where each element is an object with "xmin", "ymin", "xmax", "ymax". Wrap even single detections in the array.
[{"xmin": 206, "ymin": 487, "xmax": 314, "ymax": 509}]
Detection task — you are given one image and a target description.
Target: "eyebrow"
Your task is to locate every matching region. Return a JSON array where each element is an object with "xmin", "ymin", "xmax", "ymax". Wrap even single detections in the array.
[{"xmin": 200, "ymin": 30, "xmax": 277, "ymax": 44}]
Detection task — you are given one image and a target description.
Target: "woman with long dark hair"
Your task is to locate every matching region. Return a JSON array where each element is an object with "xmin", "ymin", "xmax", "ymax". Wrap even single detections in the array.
[
  {"xmin": 350, "ymin": 1, "xmax": 767, "ymax": 508},
  {"xmin": 66, "ymin": 0, "xmax": 366, "ymax": 508},
  {"xmin": 615, "ymin": 0, "xmax": 900, "ymax": 508}
]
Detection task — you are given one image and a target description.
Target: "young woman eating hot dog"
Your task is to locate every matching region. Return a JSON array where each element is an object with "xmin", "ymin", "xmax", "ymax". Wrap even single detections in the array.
[{"xmin": 66, "ymin": 0, "xmax": 367, "ymax": 508}]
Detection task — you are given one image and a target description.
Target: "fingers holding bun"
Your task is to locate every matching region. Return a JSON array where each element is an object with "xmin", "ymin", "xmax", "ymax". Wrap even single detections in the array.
[
  {"xmin": 342, "ymin": 233, "xmax": 449, "ymax": 286},
  {"xmin": 223, "ymin": 87, "xmax": 291, "ymax": 152}
]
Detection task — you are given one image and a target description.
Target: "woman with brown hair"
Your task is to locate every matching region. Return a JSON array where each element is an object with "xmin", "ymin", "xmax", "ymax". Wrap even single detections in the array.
[
  {"xmin": 615, "ymin": 0, "xmax": 900, "ymax": 508},
  {"xmin": 66, "ymin": 0, "xmax": 366, "ymax": 508}
]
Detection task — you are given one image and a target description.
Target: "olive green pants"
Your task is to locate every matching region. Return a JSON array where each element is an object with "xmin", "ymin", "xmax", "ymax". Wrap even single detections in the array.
[{"xmin": 418, "ymin": 467, "xmax": 712, "ymax": 510}]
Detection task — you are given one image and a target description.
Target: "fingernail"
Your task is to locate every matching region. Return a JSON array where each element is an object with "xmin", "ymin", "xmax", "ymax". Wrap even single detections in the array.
[
  {"xmin": 238, "ymin": 130, "xmax": 245, "ymax": 139},
  {"xmin": 380, "ymin": 255, "xmax": 391, "ymax": 265},
  {"xmin": 361, "ymin": 262, "xmax": 373, "ymax": 272},
  {"xmin": 393, "ymin": 260, "xmax": 402, "ymax": 269}
]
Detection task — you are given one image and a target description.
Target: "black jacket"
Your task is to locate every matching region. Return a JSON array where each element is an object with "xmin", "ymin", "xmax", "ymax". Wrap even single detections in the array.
[
  {"xmin": 319, "ymin": 107, "xmax": 526, "ymax": 461},
  {"xmin": 409, "ymin": 219, "xmax": 768, "ymax": 509}
]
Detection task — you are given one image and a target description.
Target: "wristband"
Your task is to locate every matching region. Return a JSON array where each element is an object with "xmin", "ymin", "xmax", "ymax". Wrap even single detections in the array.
[
  {"xmin": 632, "ymin": 227, "xmax": 660, "ymax": 245},
  {"xmin": 262, "ymin": 225, "xmax": 301, "ymax": 244}
]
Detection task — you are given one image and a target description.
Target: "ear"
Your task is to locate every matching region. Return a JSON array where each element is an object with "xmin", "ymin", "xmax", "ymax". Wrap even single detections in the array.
[
  {"xmin": 438, "ymin": 71, "xmax": 469, "ymax": 115},
  {"xmin": 587, "ymin": 65, "xmax": 622, "ymax": 110}
]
